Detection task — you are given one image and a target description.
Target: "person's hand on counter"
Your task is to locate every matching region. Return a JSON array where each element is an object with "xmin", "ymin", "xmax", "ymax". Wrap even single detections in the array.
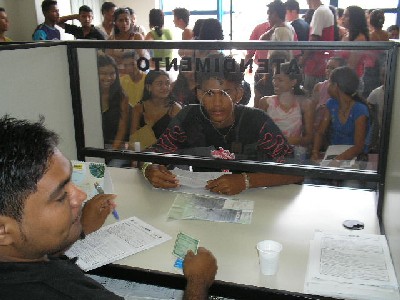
[
  {"xmin": 143, "ymin": 163, "xmax": 179, "ymax": 189},
  {"xmin": 206, "ymin": 173, "xmax": 247, "ymax": 195},
  {"xmin": 183, "ymin": 247, "xmax": 218, "ymax": 300}
]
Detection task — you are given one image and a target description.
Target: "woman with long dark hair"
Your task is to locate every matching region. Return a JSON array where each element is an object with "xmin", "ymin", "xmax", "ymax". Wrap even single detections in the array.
[
  {"xmin": 311, "ymin": 66, "xmax": 370, "ymax": 163},
  {"xmin": 339, "ymin": 6, "xmax": 378, "ymax": 98},
  {"xmin": 98, "ymin": 54, "xmax": 130, "ymax": 150},
  {"xmin": 130, "ymin": 70, "xmax": 181, "ymax": 148},
  {"xmin": 341, "ymin": 6, "xmax": 369, "ymax": 41}
]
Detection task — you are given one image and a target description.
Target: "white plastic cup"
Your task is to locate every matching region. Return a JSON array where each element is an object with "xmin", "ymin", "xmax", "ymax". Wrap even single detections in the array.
[
  {"xmin": 256, "ymin": 240, "xmax": 283, "ymax": 275},
  {"xmin": 134, "ymin": 142, "xmax": 141, "ymax": 152}
]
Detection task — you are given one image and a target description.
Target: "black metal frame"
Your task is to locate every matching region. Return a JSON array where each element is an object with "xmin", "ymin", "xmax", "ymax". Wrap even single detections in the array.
[
  {"xmin": 65, "ymin": 40, "xmax": 397, "ymax": 185},
  {"xmin": 1, "ymin": 40, "xmax": 398, "ymax": 299},
  {"xmin": 89, "ymin": 264, "xmax": 338, "ymax": 300}
]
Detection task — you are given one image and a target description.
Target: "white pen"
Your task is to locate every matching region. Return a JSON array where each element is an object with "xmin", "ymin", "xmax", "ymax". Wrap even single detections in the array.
[{"xmin": 94, "ymin": 182, "xmax": 119, "ymax": 220}]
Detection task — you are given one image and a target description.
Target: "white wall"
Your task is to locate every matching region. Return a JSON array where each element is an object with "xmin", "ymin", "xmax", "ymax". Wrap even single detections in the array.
[
  {"xmin": 0, "ymin": 45, "xmax": 77, "ymax": 160},
  {"xmin": 383, "ymin": 45, "xmax": 400, "ymax": 283},
  {"xmin": 77, "ymin": 48, "xmax": 104, "ymax": 149},
  {"xmin": 0, "ymin": 0, "xmax": 38, "ymax": 41}
]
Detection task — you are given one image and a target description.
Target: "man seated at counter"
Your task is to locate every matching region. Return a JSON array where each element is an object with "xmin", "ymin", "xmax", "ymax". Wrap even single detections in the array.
[
  {"xmin": 0, "ymin": 116, "xmax": 218, "ymax": 300},
  {"xmin": 142, "ymin": 53, "xmax": 303, "ymax": 195}
]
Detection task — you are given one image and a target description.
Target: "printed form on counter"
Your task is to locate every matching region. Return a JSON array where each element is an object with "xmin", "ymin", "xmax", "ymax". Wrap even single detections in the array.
[
  {"xmin": 66, "ymin": 217, "xmax": 171, "ymax": 271},
  {"xmin": 304, "ymin": 231, "xmax": 400, "ymax": 300}
]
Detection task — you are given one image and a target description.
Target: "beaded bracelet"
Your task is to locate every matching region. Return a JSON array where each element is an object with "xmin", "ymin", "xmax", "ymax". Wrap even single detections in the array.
[{"xmin": 242, "ymin": 172, "xmax": 250, "ymax": 190}]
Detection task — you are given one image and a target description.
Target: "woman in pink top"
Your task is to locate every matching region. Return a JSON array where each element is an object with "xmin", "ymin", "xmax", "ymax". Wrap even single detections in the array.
[
  {"xmin": 258, "ymin": 60, "xmax": 314, "ymax": 151},
  {"xmin": 312, "ymin": 57, "xmax": 347, "ymax": 130}
]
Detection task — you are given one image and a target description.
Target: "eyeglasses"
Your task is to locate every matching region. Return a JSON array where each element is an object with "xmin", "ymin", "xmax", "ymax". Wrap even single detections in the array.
[{"xmin": 201, "ymin": 89, "xmax": 235, "ymax": 101}]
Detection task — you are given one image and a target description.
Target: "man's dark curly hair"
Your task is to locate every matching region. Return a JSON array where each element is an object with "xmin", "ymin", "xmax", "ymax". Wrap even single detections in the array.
[
  {"xmin": 195, "ymin": 53, "xmax": 244, "ymax": 88},
  {"xmin": 0, "ymin": 116, "xmax": 59, "ymax": 222}
]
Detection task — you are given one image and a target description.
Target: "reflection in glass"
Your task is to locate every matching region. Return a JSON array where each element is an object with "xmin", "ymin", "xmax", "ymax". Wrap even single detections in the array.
[
  {"xmin": 311, "ymin": 66, "xmax": 370, "ymax": 167},
  {"xmin": 148, "ymin": 53, "xmax": 292, "ymax": 163},
  {"xmin": 257, "ymin": 60, "xmax": 314, "ymax": 164},
  {"xmin": 97, "ymin": 54, "xmax": 130, "ymax": 151},
  {"xmin": 94, "ymin": 45, "xmax": 388, "ymax": 173},
  {"xmin": 129, "ymin": 70, "xmax": 181, "ymax": 151}
]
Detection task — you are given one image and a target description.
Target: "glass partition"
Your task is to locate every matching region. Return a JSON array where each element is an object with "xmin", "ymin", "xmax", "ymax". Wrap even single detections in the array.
[{"xmin": 70, "ymin": 40, "xmax": 397, "ymax": 183}]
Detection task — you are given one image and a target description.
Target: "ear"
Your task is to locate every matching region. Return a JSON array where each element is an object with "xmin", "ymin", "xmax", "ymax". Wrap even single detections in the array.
[
  {"xmin": 0, "ymin": 216, "xmax": 19, "ymax": 246},
  {"xmin": 196, "ymin": 88, "xmax": 204, "ymax": 102},
  {"xmin": 234, "ymin": 86, "xmax": 244, "ymax": 104}
]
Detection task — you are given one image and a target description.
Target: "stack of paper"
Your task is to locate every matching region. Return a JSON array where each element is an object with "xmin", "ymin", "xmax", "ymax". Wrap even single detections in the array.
[{"xmin": 304, "ymin": 231, "xmax": 400, "ymax": 300}]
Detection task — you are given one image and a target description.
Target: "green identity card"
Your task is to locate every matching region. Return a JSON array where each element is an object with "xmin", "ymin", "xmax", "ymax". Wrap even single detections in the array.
[{"xmin": 173, "ymin": 232, "xmax": 199, "ymax": 259}]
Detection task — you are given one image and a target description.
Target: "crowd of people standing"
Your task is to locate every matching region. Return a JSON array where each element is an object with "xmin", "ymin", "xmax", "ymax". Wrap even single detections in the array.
[
  {"xmin": 1, "ymin": 1, "xmax": 400, "ymax": 299},
  {"xmin": 1, "ymin": 0, "xmax": 398, "ymax": 174}
]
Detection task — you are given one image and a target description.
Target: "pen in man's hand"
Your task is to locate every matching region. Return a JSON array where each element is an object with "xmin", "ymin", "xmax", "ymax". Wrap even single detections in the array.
[{"xmin": 94, "ymin": 182, "xmax": 120, "ymax": 220}]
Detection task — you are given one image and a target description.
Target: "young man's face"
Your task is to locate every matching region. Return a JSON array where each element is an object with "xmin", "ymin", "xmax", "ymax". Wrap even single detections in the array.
[
  {"xmin": 131, "ymin": 13, "xmax": 137, "ymax": 25},
  {"xmin": 103, "ymin": 7, "xmax": 116, "ymax": 23},
  {"xmin": 79, "ymin": 11, "xmax": 93, "ymax": 28},
  {"xmin": 388, "ymin": 29, "xmax": 399, "ymax": 39},
  {"xmin": 122, "ymin": 57, "xmax": 139, "ymax": 77},
  {"xmin": 173, "ymin": 16, "xmax": 180, "ymax": 27},
  {"xmin": 115, "ymin": 13, "xmax": 131, "ymax": 33},
  {"xmin": 197, "ymin": 78, "xmax": 243, "ymax": 126},
  {"xmin": 0, "ymin": 11, "xmax": 9, "ymax": 33},
  {"xmin": 45, "ymin": 4, "xmax": 59, "ymax": 23},
  {"xmin": 285, "ymin": 10, "xmax": 296, "ymax": 22},
  {"xmin": 267, "ymin": 10, "xmax": 278, "ymax": 26},
  {"xmin": 8, "ymin": 150, "xmax": 86, "ymax": 260}
]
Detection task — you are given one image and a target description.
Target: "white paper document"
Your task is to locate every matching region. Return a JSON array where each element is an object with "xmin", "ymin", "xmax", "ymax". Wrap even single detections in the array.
[
  {"xmin": 320, "ymin": 145, "xmax": 356, "ymax": 168},
  {"xmin": 167, "ymin": 193, "xmax": 254, "ymax": 224},
  {"xmin": 66, "ymin": 217, "xmax": 171, "ymax": 272},
  {"xmin": 163, "ymin": 168, "xmax": 233, "ymax": 198},
  {"xmin": 304, "ymin": 231, "xmax": 400, "ymax": 300}
]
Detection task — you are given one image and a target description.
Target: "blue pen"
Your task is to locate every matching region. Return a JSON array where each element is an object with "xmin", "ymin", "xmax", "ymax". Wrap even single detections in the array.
[{"xmin": 94, "ymin": 182, "xmax": 120, "ymax": 220}]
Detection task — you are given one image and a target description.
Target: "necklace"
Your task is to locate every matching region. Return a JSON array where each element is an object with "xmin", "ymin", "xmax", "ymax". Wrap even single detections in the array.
[
  {"xmin": 339, "ymin": 103, "xmax": 352, "ymax": 118},
  {"xmin": 210, "ymin": 120, "xmax": 236, "ymax": 144}
]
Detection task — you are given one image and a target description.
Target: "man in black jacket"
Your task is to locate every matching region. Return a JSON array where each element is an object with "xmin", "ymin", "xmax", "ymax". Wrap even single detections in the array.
[{"xmin": 0, "ymin": 116, "xmax": 217, "ymax": 299}]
